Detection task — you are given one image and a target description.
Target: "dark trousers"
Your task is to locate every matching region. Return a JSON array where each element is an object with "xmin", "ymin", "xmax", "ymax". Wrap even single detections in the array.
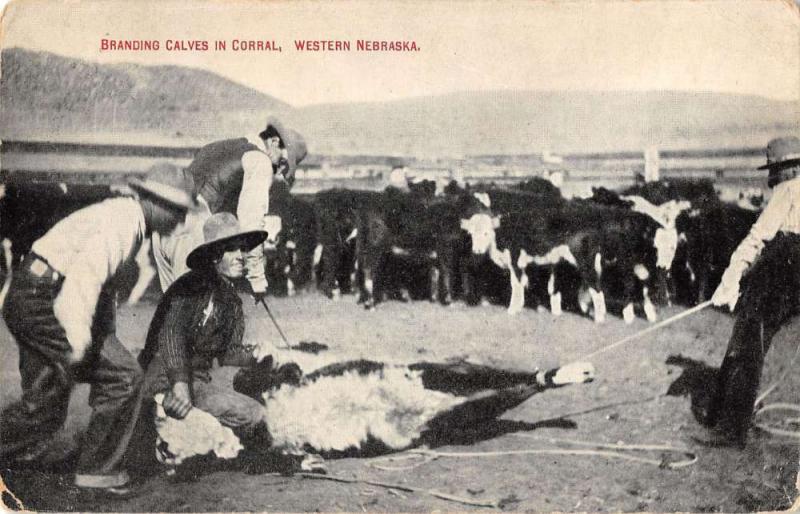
[
  {"xmin": 708, "ymin": 233, "xmax": 800, "ymax": 443},
  {"xmin": 0, "ymin": 257, "xmax": 143, "ymax": 488}
]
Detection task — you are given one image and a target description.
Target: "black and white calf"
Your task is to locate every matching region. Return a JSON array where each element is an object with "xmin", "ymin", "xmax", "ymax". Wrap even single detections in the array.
[
  {"xmin": 264, "ymin": 181, "xmax": 319, "ymax": 296},
  {"xmin": 313, "ymin": 186, "xmax": 495, "ymax": 309},
  {"xmin": 312, "ymin": 188, "xmax": 372, "ymax": 299},
  {"xmin": 153, "ymin": 357, "xmax": 595, "ymax": 464},
  {"xmin": 480, "ymin": 195, "xmax": 661, "ymax": 323}
]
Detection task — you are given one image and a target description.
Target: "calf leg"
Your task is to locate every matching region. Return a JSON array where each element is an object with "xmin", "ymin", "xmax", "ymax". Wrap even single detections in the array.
[
  {"xmin": 642, "ymin": 286, "xmax": 658, "ymax": 322},
  {"xmin": 547, "ymin": 269, "xmax": 562, "ymax": 316},
  {"xmin": 409, "ymin": 361, "xmax": 540, "ymax": 396},
  {"xmin": 419, "ymin": 362, "xmax": 594, "ymax": 433},
  {"xmin": 321, "ymin": 244, "xmax": 342, "ymax": 300},
  {"xmin": 429, "ymin": 266, "xmax": 440, "ymax": 303},
  {"xmin": 423, "ymin": 384, "xmax": 543, "ymax": 433},
  {"xmin": 359, "ymin": 250, "xmax": 382, "ymax": 310}
]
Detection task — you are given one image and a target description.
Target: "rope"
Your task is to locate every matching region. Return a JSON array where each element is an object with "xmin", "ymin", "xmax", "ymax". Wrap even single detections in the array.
[
  {"xmin": 258, "ymin": 297, "xmax": 292, "ymax": 349},
  {"xmin": 753, "ymin": 403, "xmax": 800, "ymax": 439},
  {"xmin": 297, "ymin": 472, "xmax": 502, "ymax": 508},
  {"xmin": 366, "ymin": 436, "xmax": 697, "ymax": 472},
  {"xmin": 755, "ymin": 342, "xmax": 800, "ymax": 406},
  {"xmin": 750, "ymin": 334, "xmax": 800, "ymax": 440},
  {"xmin": 578, "ymin": 300, "xmax": 713, "ymax": 361}
]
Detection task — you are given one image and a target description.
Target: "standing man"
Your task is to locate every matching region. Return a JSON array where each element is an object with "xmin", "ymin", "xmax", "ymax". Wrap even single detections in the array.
[
  {"xmin": 152, "ymin": 117, "xmax": 307, "ymax": 296},
  {"xmin": 0, "ymin": 165, "xmax": 195, "ymax": 497},
  {"xmin": 704, "ymin": 136, "xmax": 800, "ymax": 448}
]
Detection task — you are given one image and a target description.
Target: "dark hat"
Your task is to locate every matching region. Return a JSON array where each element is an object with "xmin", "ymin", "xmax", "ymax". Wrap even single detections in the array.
[
  {"xmin": 128, "ymin": 162, "xmax": 195, "ymax": 210},
  {"xmin": 186, "ymin": 213, "xmax": 268, "ymax": 269},
  {"xmin": 758, "ymin": 136, "xmax": 800, "ymax": 170},
  {"xmin": 260, "ymin": 116, "xmax": 308, "ymax": 175}
]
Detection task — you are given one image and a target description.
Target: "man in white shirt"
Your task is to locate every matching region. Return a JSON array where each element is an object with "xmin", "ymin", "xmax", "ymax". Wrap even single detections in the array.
[
  {"xmin": 701, "ymin": 136, "xmax": 800, "ymax": 448},
  {"xmin": 0, "ymin": 165, "xmax": 195, "ymax": 498},
  {"xmin": 152, "ymin": 117, "xmax": 307, "ymax": 297}
]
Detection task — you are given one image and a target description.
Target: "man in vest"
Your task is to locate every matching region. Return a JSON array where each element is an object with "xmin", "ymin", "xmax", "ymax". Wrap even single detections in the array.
[
  {"xmin": 151, "ymin": 117, "xmax": 307, "ymax": 297},
  {"xmin": 702, "ymin": 136, "xmax": 800, "ymax": 448},
  {"xmin": 0, "ymin": 165, "xmax": 195, "ymax": 498}
]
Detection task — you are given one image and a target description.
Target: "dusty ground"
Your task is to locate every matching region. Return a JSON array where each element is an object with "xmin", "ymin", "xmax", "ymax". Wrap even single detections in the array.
[{"xmin": 1, "ymin": 289, "xmax": 798, "ymax": 512}]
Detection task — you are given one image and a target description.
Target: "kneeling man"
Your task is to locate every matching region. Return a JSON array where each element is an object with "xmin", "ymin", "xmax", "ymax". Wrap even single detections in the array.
[{"xmin": 139, "ymin": 213, "xmax": 273, "ymax": 451}]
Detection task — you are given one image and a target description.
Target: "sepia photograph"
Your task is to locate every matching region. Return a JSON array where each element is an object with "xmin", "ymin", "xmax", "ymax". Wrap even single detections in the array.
[{"xmin": 0, "ymin": 0, "xmax": 799, "ymax": 511}]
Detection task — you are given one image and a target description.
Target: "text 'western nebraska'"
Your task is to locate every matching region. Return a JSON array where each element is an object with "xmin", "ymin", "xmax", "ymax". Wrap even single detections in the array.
[{"xmin": 294, "ymin": 40, "xmax": 420, "ymax": 52}]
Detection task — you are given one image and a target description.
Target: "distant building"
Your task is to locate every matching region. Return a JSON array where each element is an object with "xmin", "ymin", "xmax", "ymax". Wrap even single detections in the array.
[{"xmin": 542, "ymin": 150, "xmax": 564, "ymax": 165}]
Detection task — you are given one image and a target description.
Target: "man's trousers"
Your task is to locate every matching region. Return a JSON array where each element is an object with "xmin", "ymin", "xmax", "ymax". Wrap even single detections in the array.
[
  {"xmin": 0, "ymin": 256, "xmax": 143, "ymax": 488},
  {"xmin": 707, "ymin": 233, "xmax": 800, "ymax": 444}
]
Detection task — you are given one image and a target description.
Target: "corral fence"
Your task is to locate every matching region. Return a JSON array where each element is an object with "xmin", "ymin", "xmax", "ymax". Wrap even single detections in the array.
[{"xmin": 0, "ymin": 140, "xmax": 769, "ymax": 200}]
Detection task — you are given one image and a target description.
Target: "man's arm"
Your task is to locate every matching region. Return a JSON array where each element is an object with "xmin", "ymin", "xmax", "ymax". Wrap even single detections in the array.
[
  {"xmin": 731, "ymin": 184, "xmax": 791, "ymax": 271},
  {"xmin": 157, "ymin": 292, "xmax": 199, "ymax": 419},
  {"xmin": 238, "ymin": 150, "xmax": 273, "ymax": 295},
  {"xmin": 713, "ymin": 183, "xmax": 793, "ymax": 309}
]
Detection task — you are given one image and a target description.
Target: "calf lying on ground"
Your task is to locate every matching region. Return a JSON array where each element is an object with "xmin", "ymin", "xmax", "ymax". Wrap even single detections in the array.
[{"xmin": 152, "ymin": 357, "xmax": 595, "ymax": 469}]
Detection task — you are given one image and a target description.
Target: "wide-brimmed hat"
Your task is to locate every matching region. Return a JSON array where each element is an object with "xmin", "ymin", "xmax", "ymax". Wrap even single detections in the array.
[
  {"xmin": 260, "ymin": 116, "xmax": 308, "ymax": 175},
  {"xmin": 128, "ymin": 162, "xmax": 195, "ymax": 210},
  {"xmin": 758, "ymin": 136, "xmax": 800, "ymax": 170},
  {"xmin": 186, "ymin": 213, "xmax": 268, "ymax": 269}
]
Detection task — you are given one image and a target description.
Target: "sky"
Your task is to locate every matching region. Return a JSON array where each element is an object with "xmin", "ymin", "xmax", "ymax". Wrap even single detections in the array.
[{"xmin": 1, "ymin": 0, "xmax": 798, "ymax": 106}]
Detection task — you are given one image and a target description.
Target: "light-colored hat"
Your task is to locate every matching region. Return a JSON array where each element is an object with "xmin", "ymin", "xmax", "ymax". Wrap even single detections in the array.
[
  {"xmin": 186, "ymin": 213, "xmax": 268, "ymax": 269},
  {"xmin": 758, "ymin": 136, "xmax": 800, "ymax": 170},
  {"xmin": 128, "ymin": 162, "xmax": 195, "ymax": 209}
]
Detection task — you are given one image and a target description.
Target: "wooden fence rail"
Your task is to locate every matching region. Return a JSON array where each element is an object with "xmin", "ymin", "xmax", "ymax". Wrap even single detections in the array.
[{"xmin": 0, "ymin": 140, "xmax": 768, "ymax": 193}]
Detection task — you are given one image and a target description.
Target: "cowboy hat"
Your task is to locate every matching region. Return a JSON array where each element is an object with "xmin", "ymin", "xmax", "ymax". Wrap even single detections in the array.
[
  {"xmin": 259, "ymin": 116, "xmax": 308, "ymax": 176},
  {"xmin": 186, "ymin": 212, "xmax": 268, "ymax": 269},
  {"xmin": 757, "ymin": 136, "xmax": 800, "ymax": 170},
  {"xmin": 128, "ymin": 162, "xmax": 195, "ymax": 210}
]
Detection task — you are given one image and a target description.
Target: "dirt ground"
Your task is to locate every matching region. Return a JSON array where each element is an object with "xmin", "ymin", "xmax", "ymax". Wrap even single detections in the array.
[{"xmin": 1, "ymin": 289, "xmax": 798, "ymax": 512}]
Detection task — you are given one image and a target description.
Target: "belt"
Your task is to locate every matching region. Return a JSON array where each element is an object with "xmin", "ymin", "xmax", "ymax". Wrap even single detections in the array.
[{"xmin": 26, "ymin": 253, "xmax": 63, "ymax": 282}]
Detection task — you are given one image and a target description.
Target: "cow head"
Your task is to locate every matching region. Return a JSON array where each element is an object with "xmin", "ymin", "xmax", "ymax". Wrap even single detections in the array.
[
  {"xmin": 738, "ymin": 187, "xmax": 764, "ymax": 210},
  {"xmin": 473, "ymin": 192, "xmax": 491, "ymax": 209},
  {"xmin": 460, "ymin": 213, "xmax": 500, "ymax": 254},
  {"xmin": 659, "ymin": 200, "xmax": 692, "ymax": 228}
]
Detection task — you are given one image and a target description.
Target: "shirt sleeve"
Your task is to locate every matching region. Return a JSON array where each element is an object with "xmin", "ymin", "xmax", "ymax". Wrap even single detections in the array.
[
  {"xmin": 151, "ymin": 233, "xmax": 176, "ymax": 293},
  {"xmin": 239, "ymin": 150, "xmax": 273, "ymax": 293},
  {"xmin": 158, "ymin": 291, "xmax": 201, "ymax": 384},
  {"xmin": 52, "ymin": 208, "xmax": 142, "ymax": 361},
  {"xmin": 726, "ymin": 182, "xmax": 793, "ymax": 278}
]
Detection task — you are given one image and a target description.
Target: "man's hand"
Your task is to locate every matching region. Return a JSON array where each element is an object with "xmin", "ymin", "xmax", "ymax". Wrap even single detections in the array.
[
  {"xmin": 252, "ymin": 291, "xmax": 267, "ymax": 305},
  {"xmin": 711, "ymin": 276, "xmax": 740, "ymax": 312},
  {"xmin": 163, "ymin": 382, "xmax": 192, "ymax": 419}
]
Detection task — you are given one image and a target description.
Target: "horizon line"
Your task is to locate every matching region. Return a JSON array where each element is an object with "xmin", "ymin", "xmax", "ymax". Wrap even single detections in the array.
[{"xmin": 5, "ymin": 46, "xmax": 799, "ymax": 108}]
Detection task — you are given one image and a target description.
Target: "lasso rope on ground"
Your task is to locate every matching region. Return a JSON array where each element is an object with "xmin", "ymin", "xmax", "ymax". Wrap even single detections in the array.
[
  {"xmin": 297, "ymin": 472, "xmax": 501, "ymax": 508},
  {"xmin": 753, "ymin": 341, "xmax": 800, "ymax": 439},
  {"xmin": 365, "ymin": 436, "xmax": 697, "ymax": 473}
]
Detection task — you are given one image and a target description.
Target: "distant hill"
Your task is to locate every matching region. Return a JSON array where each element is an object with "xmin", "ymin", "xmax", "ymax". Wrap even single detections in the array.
[
  {"xmin": 2, "ymin": 48, "xmax": 798, "ymax": 155},
  {"xmin": 1, "ymin": 48, "xmax": 293, "ymax": 143},
  {"xmin": 295, "ymin": 90, "xmax": 799, "ymax": 156}
]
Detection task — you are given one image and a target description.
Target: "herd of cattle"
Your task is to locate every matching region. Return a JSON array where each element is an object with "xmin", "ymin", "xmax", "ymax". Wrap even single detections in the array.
[{"xmin": 0, "ymin": 174, "xmax": 763, "ymax": 324}]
